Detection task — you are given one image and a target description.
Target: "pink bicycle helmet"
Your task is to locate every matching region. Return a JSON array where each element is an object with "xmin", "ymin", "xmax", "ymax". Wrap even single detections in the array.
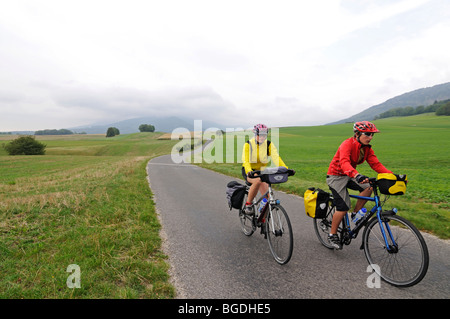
[
  {"xmin": 253, "ymin": 123, "xmax": 268, "ymax": 135},
  {"xmin": 353, "ymin": 121, "xmax": 380, "ymax": 133}
]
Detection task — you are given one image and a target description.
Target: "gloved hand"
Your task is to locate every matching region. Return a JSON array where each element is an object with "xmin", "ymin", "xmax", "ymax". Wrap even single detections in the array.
[
  {"xmin": 248, "ymin": 170, "xmax": 260, "ymax": 179},
  {"xmin": 356, "ymin": 174, "xmax": 368, "ymax": 183}
]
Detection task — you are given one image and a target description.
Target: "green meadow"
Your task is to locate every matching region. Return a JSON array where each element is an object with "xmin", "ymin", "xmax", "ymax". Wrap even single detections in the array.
[
  {"xmin": 0, "ymin": 113, "xmax": 448, "ymax": 298},
  {"xmin": 200, "ymin": 113, "xmax": 450, "ymax": 239},
  {"xmin": 0, "ymin": 133, "xmax": 178, "ymax": 298}
]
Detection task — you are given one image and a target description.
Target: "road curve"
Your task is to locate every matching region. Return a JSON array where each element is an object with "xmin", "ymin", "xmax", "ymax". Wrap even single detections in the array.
[{"xmin": 147, "ymin": 154, "xmax": 450, "ymax": 299}]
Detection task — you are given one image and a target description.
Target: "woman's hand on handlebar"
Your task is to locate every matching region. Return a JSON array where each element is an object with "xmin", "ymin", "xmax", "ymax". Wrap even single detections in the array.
[
  {"xmin": 248, "ymin": 168, "xmax": 295, "ymax": 179},
  {"xmin": 248, "ymin": 170, "xmax": 261, "ymax": 179}
]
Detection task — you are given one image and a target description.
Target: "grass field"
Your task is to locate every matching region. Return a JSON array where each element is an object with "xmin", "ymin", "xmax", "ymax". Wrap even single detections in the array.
[
  {"xmin": 199, "ymin": 113, "xmax": 450, "ymax": 239},
  {"xmin": 0, "ymin": 133, "xmax": 178, "ymax": 298}
]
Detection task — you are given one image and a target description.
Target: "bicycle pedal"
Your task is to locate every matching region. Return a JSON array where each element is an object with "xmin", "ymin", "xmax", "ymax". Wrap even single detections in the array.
[{"xmin": 260, "ymin": 227, "xmax": 267, "ymax": 239}]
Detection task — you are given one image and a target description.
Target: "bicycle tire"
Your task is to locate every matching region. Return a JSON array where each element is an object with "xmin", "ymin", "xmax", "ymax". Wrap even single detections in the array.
[
  {"xmin": 239, "ymin": 193, "xmax": 255, "ymax": 236},
  {"xmin": 313, "ymin": 205, "xmax": 337, "ymax": 249},
  {"xmin": 363, "ymin": 214, "xmax": 429, "ymax": 287},
  {"xmin": 265, "ymin": 204, "xmax": 293, "ymax": 265}
]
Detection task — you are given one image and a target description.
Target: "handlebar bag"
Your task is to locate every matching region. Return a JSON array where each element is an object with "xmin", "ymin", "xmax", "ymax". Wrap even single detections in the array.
[
  {"xmin": 261, "ymin": 167, "xmax": 289, "ymax": 184},
  {"xmin": 226, "ymin": 181, "xmax": 247, "ymax": 210},
  {"xmin": 377, "ymin": 173, "xmax": 407, "ymax": 195},
  {"xmin": 304, "ymin": 187, "xmax": 330, "ymax": 218}
]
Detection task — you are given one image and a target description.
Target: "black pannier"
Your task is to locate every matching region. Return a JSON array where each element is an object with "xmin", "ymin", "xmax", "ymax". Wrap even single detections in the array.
[{"xmin": 226, "ymin": 181, "xmax": 247, "ymax": 210}]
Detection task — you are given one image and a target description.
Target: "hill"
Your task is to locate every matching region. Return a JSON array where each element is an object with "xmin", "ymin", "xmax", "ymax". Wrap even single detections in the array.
[
  {"xmin": 328, "ymin": 82, "xmax": 450, "ymax": 124},
  {"xmin": 69, "ymin": 116, "xmax": 229, "ymax": 134}
]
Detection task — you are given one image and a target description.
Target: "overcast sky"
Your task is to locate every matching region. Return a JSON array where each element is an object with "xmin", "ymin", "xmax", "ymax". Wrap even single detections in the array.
[{"xmin": 1, "ymin": 0, "xmax": 449, "ymax": 131}]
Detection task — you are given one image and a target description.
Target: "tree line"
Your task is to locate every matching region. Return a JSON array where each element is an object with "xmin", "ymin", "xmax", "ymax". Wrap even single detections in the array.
[
  {"xmin": 2, "ymin": 123, "xmax": 158, "ymax": 154},
  {"xmin": 374, "ymin": 99, "xmax": 450, "ymax": 119},
  {"xmin": 106, "ymin": 124, "xmax": 155, "ymax": 137},
  {"xmin": 35, "ymin": 129, "xmax": 75, "ymax": 135}
]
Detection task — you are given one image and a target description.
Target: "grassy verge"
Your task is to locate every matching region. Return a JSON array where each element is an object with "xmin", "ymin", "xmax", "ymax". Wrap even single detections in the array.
[{"xmin": 0, "ymin": 133, "xmax": 177, "ymax": 298}]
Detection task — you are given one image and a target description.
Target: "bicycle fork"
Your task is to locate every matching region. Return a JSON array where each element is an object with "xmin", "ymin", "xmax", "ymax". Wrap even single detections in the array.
[
  {"xmin": 270, "ymin": 202, "xmax": 284, "ymax": 237},
  {"xmin": 358, "ymin": 206, "xmax": 399, "ymax": 252},
  {"xmin": 258, "ymin": 200, "xmax": 283, "ymax": 239},
  {"xmin": 376, "ymin": 208, "xmax": 399, "ymax": 253}
]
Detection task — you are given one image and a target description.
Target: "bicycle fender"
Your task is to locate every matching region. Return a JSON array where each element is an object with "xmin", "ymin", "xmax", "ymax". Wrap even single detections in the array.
[
  {"xmin": 381, "ymin": 209, "xmax": 397, "ymax": 216},
  {"xmin": 380, "ymin": 209, "xmax": 397, "ymax": 222}
]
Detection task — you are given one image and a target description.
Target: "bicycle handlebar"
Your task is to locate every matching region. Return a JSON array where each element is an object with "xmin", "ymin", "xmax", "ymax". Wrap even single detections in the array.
[
  {"xmin": 248, "ymin": 168, "xmax": 296, "ymax": 179},
  {"xmin": 367, "ymin": 176, "xmax": 406, "ymax": 187}
]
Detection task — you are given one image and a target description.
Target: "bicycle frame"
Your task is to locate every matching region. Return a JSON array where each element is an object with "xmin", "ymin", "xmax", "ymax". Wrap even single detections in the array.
[
  {"xmin": 250, "ymin": 184, "xmax": 281, "ymax": 230},
  {"xmin": 344, "ymin": 190, "xmax": 398, "ymax": 252},
  {"xmin": 316, "ymin": 176, "xmax": 429, "ymax": 287}
]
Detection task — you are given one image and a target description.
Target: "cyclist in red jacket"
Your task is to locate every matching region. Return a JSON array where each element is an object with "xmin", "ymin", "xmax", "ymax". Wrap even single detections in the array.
[{"xmin": 326, "ymin": 121, "xmax": 393, "ymax": 249}]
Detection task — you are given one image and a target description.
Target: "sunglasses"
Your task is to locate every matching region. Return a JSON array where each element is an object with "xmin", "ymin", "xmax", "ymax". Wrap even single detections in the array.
[{"xmin": 362, "ymin": 132, "xmax": 374, "ymax": 137}]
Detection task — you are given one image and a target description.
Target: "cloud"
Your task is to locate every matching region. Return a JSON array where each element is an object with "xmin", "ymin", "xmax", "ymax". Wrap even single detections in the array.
[
  {"xmin": 1, "ymin": 0, "xmax": 449, "ymax": 131},
  {"xmin": 51, "ymin": 83, "xmax": 239, "ymax": 123}
]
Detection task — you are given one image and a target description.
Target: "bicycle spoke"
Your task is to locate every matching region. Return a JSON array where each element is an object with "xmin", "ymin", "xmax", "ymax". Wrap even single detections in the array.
[
  {"xmin": 364, "ymin": 215, "xmax": 429, "ymax": 287},
  {"xmin": 266, "ymin": 205, "xmax": 293, "ymax": 265},
  {"xmin": 313, "ymin": 205, "xmax": 336, "ymax": 249}
]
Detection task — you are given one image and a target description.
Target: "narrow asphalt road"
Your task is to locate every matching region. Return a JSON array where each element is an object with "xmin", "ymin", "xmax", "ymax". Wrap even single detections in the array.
[{"xmin": 147, "ymin": 154, "xmax": 449, "ymax": 299}]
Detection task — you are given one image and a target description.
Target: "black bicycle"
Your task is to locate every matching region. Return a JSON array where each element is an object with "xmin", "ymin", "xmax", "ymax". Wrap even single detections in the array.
[
  {"xmin": 313, "ymin": 177, "xmax": 429, "ymax": 287},
  {"xmin": 239, "ymin": 167, "xmax": 295, "ymax": 265}
]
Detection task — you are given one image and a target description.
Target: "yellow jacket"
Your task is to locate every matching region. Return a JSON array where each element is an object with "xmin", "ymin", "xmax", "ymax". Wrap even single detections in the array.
[{"xmin": 242, "ymin": 138, "xmax": 287, "ymax": 175}]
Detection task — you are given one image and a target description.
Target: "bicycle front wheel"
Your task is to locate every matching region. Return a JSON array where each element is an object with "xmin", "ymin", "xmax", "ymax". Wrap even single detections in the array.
[
  {"xmin": 239, "ymin": 192, "xmax": 255, "ymax": 236},
  {"xmin": 363, "ymin": 214, "xmax": 429, "ymax": 287},
  {"xmin": 265, "ymin": 204, "xmax": 293, "ymax": 265}
]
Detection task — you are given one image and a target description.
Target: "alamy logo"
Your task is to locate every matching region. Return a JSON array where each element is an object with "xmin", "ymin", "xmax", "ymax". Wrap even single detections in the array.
[
  {"xmin": 170, "ymin": 120, "xmax": 280, "ymax": 165},
  {"xmin": 66, "ymin": 264, "xmax": 81, "ymax": 288},
  {"xmin": 366, "ymin": 264, "xmax": 381, "ymax": 288}
]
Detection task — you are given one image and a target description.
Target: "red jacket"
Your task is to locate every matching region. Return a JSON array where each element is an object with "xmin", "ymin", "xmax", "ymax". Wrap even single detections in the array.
[{"xmin": 327, "ymin": 137, "xmax": 392, "ymax": 178}]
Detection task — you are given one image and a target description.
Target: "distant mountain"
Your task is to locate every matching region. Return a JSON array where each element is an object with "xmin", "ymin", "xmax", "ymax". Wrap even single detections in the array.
[
  {"xmin": 69, "ymin": 116, "xmax": 229, "ymax": 134},
  {"xmin": 328, "ymin": 82, "xmax": 450, "ymax": 124}
]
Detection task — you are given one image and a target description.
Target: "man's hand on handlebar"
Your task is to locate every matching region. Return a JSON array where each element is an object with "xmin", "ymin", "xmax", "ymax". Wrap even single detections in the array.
[{"xmin": 356, "ymin": 174, "xmax": 369, "ymax": 184}]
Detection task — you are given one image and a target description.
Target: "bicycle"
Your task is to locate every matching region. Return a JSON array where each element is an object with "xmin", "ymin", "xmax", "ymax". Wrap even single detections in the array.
[
  {"xmin": 238, "ymin": 167, "xmax": 295, "ymax": 265},
  {"xmin": 313, "ymin": 177, "xmax": 429, "ymax": 287}
]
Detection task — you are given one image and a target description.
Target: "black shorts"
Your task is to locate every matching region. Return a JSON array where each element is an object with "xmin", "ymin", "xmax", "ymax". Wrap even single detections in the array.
[{"xmin": 326, "ymin": 175, "xmax": 369, "ymax": 212}]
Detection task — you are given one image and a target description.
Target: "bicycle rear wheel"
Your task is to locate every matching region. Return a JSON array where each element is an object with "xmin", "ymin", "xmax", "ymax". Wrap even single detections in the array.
[
  {"xmin": 313, "ymin": 205, "xmax": 337, "ymax": 249},
  {"xmin": 265, "ymin": 204, "xmax": 293, "ymax": 265},
  {"xmin": 363, "ymin": 214, "xmax": 429, "ymax": 287}
]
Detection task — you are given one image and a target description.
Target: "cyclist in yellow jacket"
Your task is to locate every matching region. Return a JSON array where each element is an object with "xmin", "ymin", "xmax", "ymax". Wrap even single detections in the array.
[{"xmin": 242, "ymin": 124, "xmax": 288, "ymax": 214}]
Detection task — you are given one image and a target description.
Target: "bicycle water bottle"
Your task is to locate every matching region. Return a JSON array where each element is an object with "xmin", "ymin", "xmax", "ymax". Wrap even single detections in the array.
[
  {"xmin": 352, "ymin": 208, "xmax": 367, "ymax": 224},
  {"xmin": 259, "ymin": 198, "xmax": 268, "ymax": 213}
]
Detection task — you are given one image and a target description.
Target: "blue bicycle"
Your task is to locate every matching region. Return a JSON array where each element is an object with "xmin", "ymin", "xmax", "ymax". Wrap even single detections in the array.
[{"xmin": 313, "ymin": 177, "xmax": 429, "ymax": 287}]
